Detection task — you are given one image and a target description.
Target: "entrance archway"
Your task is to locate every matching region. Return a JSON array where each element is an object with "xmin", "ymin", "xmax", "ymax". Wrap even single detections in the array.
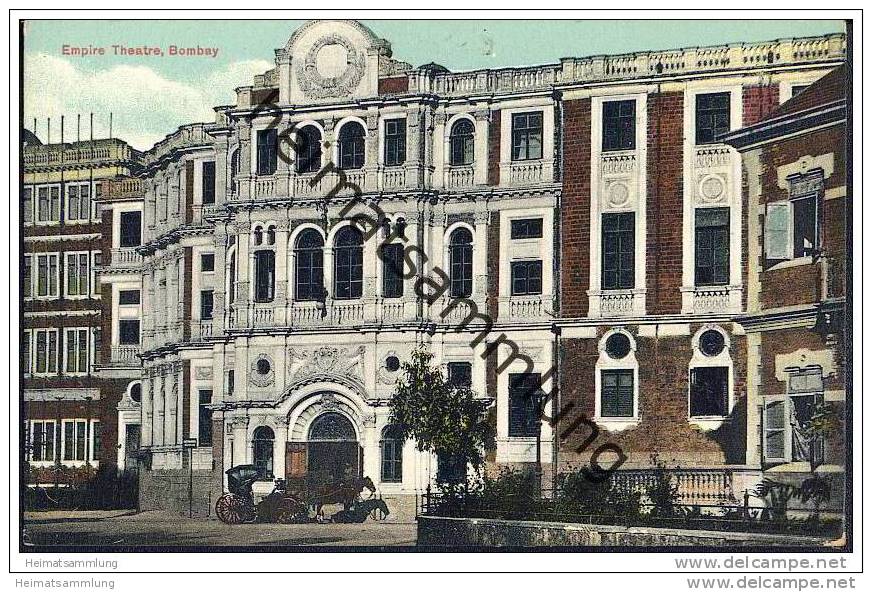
[{"xmin": 285, "ymin": 408, "xmax": 363, "ymax": 487}]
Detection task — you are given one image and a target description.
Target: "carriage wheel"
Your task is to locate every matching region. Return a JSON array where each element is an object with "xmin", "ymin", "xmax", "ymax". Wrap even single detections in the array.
[{"xmin": 216, "ymin": 493, "xmax": 250, "ymax": 525}]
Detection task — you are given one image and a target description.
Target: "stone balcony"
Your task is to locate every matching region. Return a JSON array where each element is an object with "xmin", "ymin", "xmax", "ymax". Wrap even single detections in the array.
[
  {"xmin": 588, "ymin": 289, "xmax": 647, "ymax": 318},
  {"xmin": 109, "ymin": 247, "xmax": 142, "ymax": 268},
  {"xmin": 444, "ymin": 165, "xmax": 476, "ymax": 189},
  {"xmin": 110, "ymin": 345, "xmax": 141, "ymax": 365},
  {"xmin": 681, "ymin": 285, "xmax": 743, "ymax": 315},
  {"xmin": 498, "ymin": 295, "xmax": 550, "ymax": 321},
  {"xmin": 500, "ymin": 160, "xmax": 554, "ymax": 186}
]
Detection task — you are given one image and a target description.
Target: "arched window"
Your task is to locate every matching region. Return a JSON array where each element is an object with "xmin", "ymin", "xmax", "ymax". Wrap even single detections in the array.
[
  {"xmin": 380, "ymin": 425, "xmax": 404, "ymax": 483},
  {"xmin": 334, "ymin": 226, "xmax": 363, "ymax": 299},
  {"xmin": 253, "ymin": 426, "xmax": 275, "ymax": 479},
  {"xmin": 266, "ymin": 225, "xmax": 276, "ymax": 246},
  {"xmin": 449, "ymin": 119, "xmax": 475, "ymax": 166},
  {"xmin": 295, "ymin": 229, "xmax": 324, "ymax": 301},
  {"xmin": 296, "ymin": 126, "xmax": 322, "ymax": 174},
  {"xmin": 254, "ymin": 250, "xmax": 275, "ymax": 302},
  {"xmin": 229, "ymin": 149, "xmax": 239, "ymax": 191},
  {"xmin": 449, "ymin": 228, "xmax": 473, "ymax": 297},
  {"xmin": 338, "ymin": 122, "xmax": 365, "ymax": 170},
  {"xmin": 253, "ymin": 227, "xmax": 263, "ymax": 246},
  {"xmin": 308, "ymin": 412, "xmax": 356, "ymax": 441}
]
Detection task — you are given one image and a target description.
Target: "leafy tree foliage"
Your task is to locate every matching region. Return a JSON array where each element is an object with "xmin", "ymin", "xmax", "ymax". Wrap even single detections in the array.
[{"xmin": 389, "ymin": 347, "xmax": 495, "ymax": 474}]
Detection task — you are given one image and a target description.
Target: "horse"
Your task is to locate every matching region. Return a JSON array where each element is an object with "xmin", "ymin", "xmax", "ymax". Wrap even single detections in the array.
[{"xmin": 309, "ymin": 475, "xmax": 376, "ymax": 521}]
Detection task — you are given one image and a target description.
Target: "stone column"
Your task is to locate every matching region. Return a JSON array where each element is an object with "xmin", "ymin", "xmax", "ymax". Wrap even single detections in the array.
[
  {"xmin": 473, "ymin": 208, "xmax": 490, "ymax": 311},
  {"xmin": 274, "ymin": 219, "xmax": 290, "ymax": 325},
  {"xmin": 473, "ymin": 109, "xmax": 491, "ymax": 186},
  {"xmin": 230, "ymin": 417, "xmax": 250, "ymax": 467},
  {"xmin": 364, "ymin": 112, "xmax": 380, "ymax": 190},
  {"xmin": 153, "ymin": 374, "xmax": 165, "ymax": 447},
  {"xmin": 433, "ymin": 112, "xmax": 447, "ymax": 189},
  {"xmin": 141, "ymin": 374, "xmax": 153, "ymax": 447},
  {"xmin": 237, "ymin": 123, "xmax": 252, "ymax": 200}
]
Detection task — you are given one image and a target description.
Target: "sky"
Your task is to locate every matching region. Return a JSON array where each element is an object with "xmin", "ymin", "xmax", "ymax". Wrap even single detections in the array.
[{"xmin": 22, "ymin": 19, "xmax": 845, "ymax": 151}]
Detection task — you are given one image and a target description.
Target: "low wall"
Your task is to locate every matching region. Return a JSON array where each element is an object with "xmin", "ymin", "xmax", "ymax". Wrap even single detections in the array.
[
  {"xmin": 417, "ymin": 516, "xmax": 832, "ymax": 548},
  {"xmin": 139, "ymin": 469, "xmax": 221, "ymax": 517}
]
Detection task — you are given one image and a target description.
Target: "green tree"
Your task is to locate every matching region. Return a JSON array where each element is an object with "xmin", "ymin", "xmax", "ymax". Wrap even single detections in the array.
[{"xmin": 388, "ymin": 347, "xmax": 495, "ymax": 480}]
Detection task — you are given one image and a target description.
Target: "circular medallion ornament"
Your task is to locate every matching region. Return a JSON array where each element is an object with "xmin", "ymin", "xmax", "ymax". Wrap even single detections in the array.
[
  {"xmin": 699, "ymin": 175, "xmax": 726, "ymax": 203},
  {"xmin": 250, "ymin": 354, "xmax": 275, "ymax": 388},
  {"xmin": 699, "ymin": 330, "xmax": 726, "ymax": 357},
  {"xmin": 297, "ymin": 34, "xmax": 366, "ymax": 99},
  {"xmin": 607, "ymin": 182, "xmax": 631, "ymax": 208}
]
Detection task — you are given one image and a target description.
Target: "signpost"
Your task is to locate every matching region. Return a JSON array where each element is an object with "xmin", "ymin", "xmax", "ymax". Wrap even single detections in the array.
[{"xmin": 182, "ymin": 438, "xmax": 198, "ymax": 518}]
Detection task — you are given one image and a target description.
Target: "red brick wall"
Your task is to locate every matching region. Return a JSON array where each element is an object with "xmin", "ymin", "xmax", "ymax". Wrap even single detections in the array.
[
  {"xmin": 742, "ymin": 84, "xmax": 781, "ymax": 127},
  {"xmin": 182, "ymin": 360, "xmax": 191, "ymax": 439},
  {"xmin": 184, "ymin": 161, "xmax": 194, "ymax": 225},
  {"xmin": 487, "ymin": 111, "xmax": 501, "ymax": 186},
  {"xmin": 559, "ymin": 98, "xmax": 592, "ymax": 318},
  {"xmin": 183, "ymin": 247, "xmax": 193, "ymax": 341},
  {"xmin": 646, "ymin": 91, "xmax": 684, "ymax": 315},
  {"xmin": 559, "ymin": 325, "xmax": 748, "ymax": 470},
  {"xmin": 757, "ymin": 124, "xmax": 846, "ymax": 309},
  {"xmin": 377, "ymin": 76, "xmax": 409, "ymax": 95},
  {"xmin": 487, "ymin": 212, "xmax": 501, "ymax": 320}
]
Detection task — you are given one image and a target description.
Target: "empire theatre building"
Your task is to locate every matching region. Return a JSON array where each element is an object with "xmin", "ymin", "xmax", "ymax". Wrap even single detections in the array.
[{"xmin": 134, "ymin": 19, "xmax": 846, "ymax": 518}]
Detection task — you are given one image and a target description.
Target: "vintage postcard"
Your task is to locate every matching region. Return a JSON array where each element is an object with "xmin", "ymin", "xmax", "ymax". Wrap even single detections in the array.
[{"xmin": 8, "ymin": 8, "xmax": 862, "ymax": 586}]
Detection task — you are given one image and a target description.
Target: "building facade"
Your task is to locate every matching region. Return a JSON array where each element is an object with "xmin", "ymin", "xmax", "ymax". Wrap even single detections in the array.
[
  {"xmin": 22, "ymin": 136, "xmax": 144, "ymax": 488},
  {"xmin": 91, "ymin": 20, "xmax": 846, "ymax": 517}
]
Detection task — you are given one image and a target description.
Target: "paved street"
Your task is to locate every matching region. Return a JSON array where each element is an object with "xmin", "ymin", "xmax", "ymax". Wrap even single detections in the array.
[{"xmin": 23, "ymin": 511, "xmax": 417, "ymax": 548}]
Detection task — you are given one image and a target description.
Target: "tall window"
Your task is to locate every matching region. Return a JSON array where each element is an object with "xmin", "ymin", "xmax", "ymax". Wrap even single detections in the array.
[
  {"xmin": 120, "ymin": 211, "xmax": 142, "ymax": 247},
  {"xmin": 253, "ymin": 426, "xmax": 274, "ymax": 479},
  {"xmin": 511, "ymin": 111, "xmax": 543, "ymax": 161},
  {"xmin": 384, "ymin": 119, "xmax": 407, "ymax": 167},
  {"xmin": 294, "ymin": 229, "xmax": 324, "ymax": 301},
  {"xmin": 64, "ymin": 328, "xmax": 89, "ymax": 375},
  {"xmin": 765, "ymin": 173, "xmax": 823, "ymax": 261},
  {"xmin": 510, "ymin": 260, "xmax": 543, "ymax": 296},
  {"xmin": 447, "ymin": 361, "xmax": 472, "ymax": 389},
  {"xmin": 29, "ymin": 420, "xmax": 55, "ymax": 462},
  {"xmin": 37, "ymin": 186, "xmax": 60, "ymax": 223},
  {"xmin": 23, "ymin": 187, "xmax": 33, "ymax": 224},
  {"xmin": 334, "ymin": 227, "xmax": 364, "ymax": 299},
  {"xmin": 764, "ymin": 368, "xmax": 825, "ymax": 465},
  {"xmin": 66, "ymin": 184, "xmax": 90, "ymax": 222},
  {"xmin": 381, "ymin": 243, "xmax": 404, "ymax": 299},
  {"xmin": 200, "ymin": 290, "xmax": 214, "ymax": 320},
  {"xmin": 65, "ymin": 252, "xmax": 89, "ymax": 297},
  {"xmin": 36, "ymin": 253, "xmax": 59, "ymax": 297},
  {"xmin": 380, "ymin": 425, "xmax": 404, "ymax": 483},
  {"xmin": 602, "ymin": 100, "xmax": 636, "ymax": 151},
  {"xmin": 690, "ymin": 366, "xmax": 729, "ymax": 417},
  {"xmin": 34, "ymin": 329, "xmax": 58, "ymax": 375},
  {"xmin": 256, "ymin": 129, "xmax": 278, "ymax": 176},
  {"xmin": 338, "ymin": 122, "xmax": 366, "ymax": 170},
  {"xmin": 202, "ymin": 161, "xmax": 216, "ymax": 205},
  {"xmin": 792, "ymin": 194, "xmax": 819, "ymax": 258},
  {"xmin": 229, "ymin": 149, "xmax": 239, "ymax": 191},
  {"xmin": 62, "ymin": 420, "xmax": 90, "ymax": 462},
  {"xmin": 601, "ymin": 369, "xmax": 634, "ymax": 418},
  {"xmin": 449, "ymin": 228, "xmax": 473, "ymax": 298},
  {"xmin": 296, "ymin": 126, "xmax": 322, "ymax": 174},
  {"xmin": 228, "ymin": 252, "xmax": 236, "ymax": 305},
  {"xmin": 695, "ymin": 207, "xmax": 730, "ymax": 286},
  {"xmin": 695, "ymin": 92, "xmax": 731, "ymax": 144},
  {"xmin": 254, "ymin": 250, "xmax": 276, "ymax": 302},
  {"xmin": 449, "ymin": 119, "xmax": 475, "ymax": 166},
  {"xmin": 602, "ymin": 212, "xmax": 635, "ymax": 290},
  {"xmin": 22, "ymin": 330, "xmax": 31, "ymax": 374},
  {"xmin": 198, "ymin": 390, "xmax": 213, "ymax": 446},
  {"xmin": 119, "ymin": 319, "xmax": 140, "ymax": 345},
  {"xmin": 508, "ymin": 373, "xmax": 541, "ymax": 437},
  {"xmin": 23, "ymin": 255, "xmax": 32, "ymax": 299}
]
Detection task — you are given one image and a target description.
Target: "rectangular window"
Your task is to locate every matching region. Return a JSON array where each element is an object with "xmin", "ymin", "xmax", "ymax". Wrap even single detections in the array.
[
  {"xmin": 508, "ymin": 373, "xmax": 541, "ymax": 437},
  {"xmin": 22, "ymin": 331, "xmax": 31, "ymax": 374},
  {"xmin": 92, "ymin": 421, "xmax": 101, "ymax": 462},
  {"xmin": 36, "ymin": 186, "xmax": 60, "ymax": 222},
  {"xmin": 254, "ymin": 250, "xmax": 276, "ymax": 302},
  {"xmin": 66, "ymin": 252, "xmax": 90, "ymax": 297},
  {"xmin": 510, "ymin": 218, "xmax": 543, "ymax": 239},
  {"xmin": 66, "ymin": 184, "xmax": 90, "ymax": 222},
  {"xmin": 30, "ymin": 420, "xmax": 56, "ymax": 463},
  {"xmin": 689, "ymin": 366, "xmax": 729, "ymax": 417},
  {"xmin": 119, "ymin": 211, "xmax": 142, "ymax": 248},
  {"xmin": 380, "ymin": 434, "xmax": 403, "ymax": 483},
  {"xmin": 227, "ymin": 370, "xmax": 235, "ymax": 397},
  {"xmin": 447, "ymin": 362, "xmax": 472, "ymax": 389},
  {"xmin": 695, "ymin": 207, "xmax": 730, "ymax": 286},
  {"xmin": 119, "ymin": 320, "xmax": 140, "ymax": 345},
  {"xmin": 23, "ymin": 255, "xmax": 33, "ymax": 299},
  {"xmin": 256, "ymin": 129, "xmax": 278, "ymax": 176},
  {"xmin": 64, "ymin": 328, "xmax": 89, "ymax": 375},
  {"xmin": 200, "ymin": 253, "xmax": 215, "ymax": 273},
  {"xmin": 511, "ymin": 111, "xmax": 543, "ymax": 161},
  {"xmin": 601, "ymin": 369, "xmax": 634, "ymax": 418},
  {"xmin": 202, "ymin": 161, "xmax": 216, "ymax": 205},
  {"xmin": 601, "ymin": 212, "xmax": 635, "ymax": 290},
  {"xmin": 792, "ymin": 194, "xmax": 819, "ymax": 258},
  {"xmin": 695, "ymin": 92, "xmax": 731, "ymax": 144},
  {"xmin": 36, "ymin": 253, "xmax": 59, "ymax": 297},
  {"xmin": 602, "ymin": 100, "xmax": 636, "ymax": 151},
  {"xmin": 118, "ymin": 289, "xmax": 140, "ymax": 305},
  {"xmin": 34, "ymin": 329, "xmax": 59, "ymax": 375},
  {"xmin": 62, "ymin": 420, "xmax": 90, "ymax": 462},
  {"xmin": 200, "ymin": 290, "xmax": 214, "ymax": 320},
  {"xmin": 23, "ymin": 187, "xmax": 33, "ymax": 224},
  {"xmin": 383, "ymin": 118, "xmax": 407, "ymax": 167},
  {"xmin": 510, "ymin": 260, "xmax": 543, "ymax": 296},
  {"xmin": 381, "ymin": 243, "xmax": 404, "ymax": 299},
  {"xmin": 199, "ymin": 390, "xmax": 213, "ymax": 446}
]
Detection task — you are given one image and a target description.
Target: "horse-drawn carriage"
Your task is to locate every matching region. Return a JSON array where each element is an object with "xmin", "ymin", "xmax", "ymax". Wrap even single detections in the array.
[{"xmin": 215, "ymin": 464, "xmax": 388, "ymax": 524}]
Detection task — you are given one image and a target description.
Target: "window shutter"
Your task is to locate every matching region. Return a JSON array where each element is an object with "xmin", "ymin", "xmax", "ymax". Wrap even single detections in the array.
[
  {"xmin": 764, "ymin": 202, "xmax": 791, "ymax": 260},
  {"xmin": 762, "ymin": 398, "xmax": 788, "ymax": 464}
]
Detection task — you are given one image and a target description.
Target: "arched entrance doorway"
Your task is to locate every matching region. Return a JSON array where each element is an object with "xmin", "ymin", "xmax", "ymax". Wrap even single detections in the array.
[{"xmin": 285, "ymin": 409, "xmax": 362, "ymax": 487}]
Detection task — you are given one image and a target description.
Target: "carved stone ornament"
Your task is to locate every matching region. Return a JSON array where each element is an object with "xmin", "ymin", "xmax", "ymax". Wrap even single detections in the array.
[
  {"xmin": 698, "ymin": 174, "xmax": 727, "ymax": 203},
  {"xmin": 287, "ymin": 346, "xmax": 366, "ymax": 384},
  {"xmin": 297, "ymin": 34, "xmax": 366, "ymax": 99},
  {"xmin": 249, "ymin": 354, "xmax": 276, "ymax": 388}
]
